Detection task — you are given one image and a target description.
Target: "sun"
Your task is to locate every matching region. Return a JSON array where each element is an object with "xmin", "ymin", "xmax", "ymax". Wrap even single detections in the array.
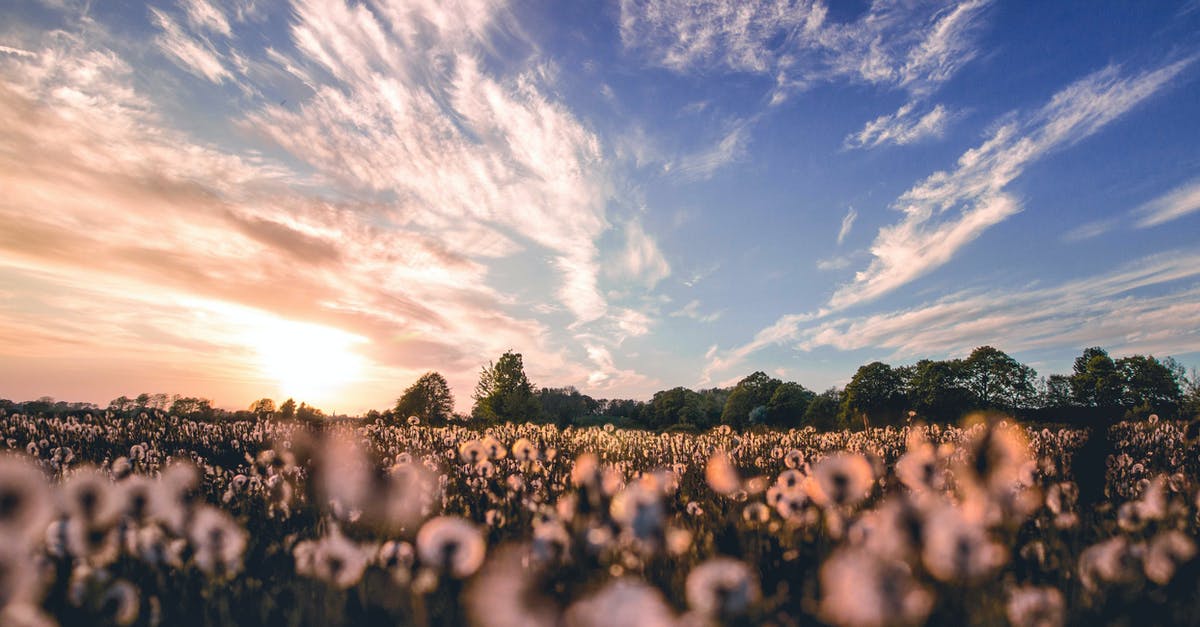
[
  {"xmin": 188, "ymin": 298, "xmax": 369, "ymax": 407},
  {"xmin": 248, "ymin": 318, "xmax": 367, "ymax": 406}
]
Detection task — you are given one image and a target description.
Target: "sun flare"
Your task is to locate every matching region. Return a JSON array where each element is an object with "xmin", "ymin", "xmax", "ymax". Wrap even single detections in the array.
[{"xmin": 188, "ymin": 299, "xmax": 368, "ymax": 408}]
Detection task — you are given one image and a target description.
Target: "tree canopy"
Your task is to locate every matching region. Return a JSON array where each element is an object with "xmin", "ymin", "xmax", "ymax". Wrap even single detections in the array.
[{"xmin": 396, "ymin": 371, "xmax": 455, "ymax": 425}]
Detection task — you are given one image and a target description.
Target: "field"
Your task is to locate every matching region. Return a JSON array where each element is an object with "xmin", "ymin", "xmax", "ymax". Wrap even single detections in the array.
[{"xmin": 2, "ymin": 411, "xmax": 1199, "ymax": 626}]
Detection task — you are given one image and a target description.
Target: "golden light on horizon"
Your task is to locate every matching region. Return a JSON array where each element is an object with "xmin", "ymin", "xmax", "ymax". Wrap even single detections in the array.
[{"xmin": 189, "ymin": 299, "xmax": 369, "ymax": 408}]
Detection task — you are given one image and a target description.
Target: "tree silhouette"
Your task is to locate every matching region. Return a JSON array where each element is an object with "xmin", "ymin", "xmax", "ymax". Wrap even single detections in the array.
[
  {"xmin": 396, "ymin": 372, "xmax": 455, "ymax": 425},
  {"xmin": 472, "ymin": 351, "xmax": 541, "ymax": 422}
]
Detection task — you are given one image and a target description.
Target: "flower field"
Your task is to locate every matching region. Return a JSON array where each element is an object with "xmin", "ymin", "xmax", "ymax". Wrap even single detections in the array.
[{"xmin": 2, "ymin": 411, "xmax": 1199, "ymax": 626}]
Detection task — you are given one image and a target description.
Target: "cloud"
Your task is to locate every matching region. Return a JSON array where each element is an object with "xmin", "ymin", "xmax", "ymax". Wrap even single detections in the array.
[
  {"xmin": 671, "ymin": 121, "xmax": 751, "ymax": 180},
  {"xmin": 829, "ymin": 57, "xmax": 1194, "ymax": 310},
  {"xmin": 150, "ymin": 7, "xmax": 232, "ymax": 84},
  {"xmin": 816, "ymin": 255, "xmax": 852, "ymax": 270},
  {"xmin": 794, "ymin": 250, "xmax": 1200, "ymax": 359},
  {"xmin": 836, "ymin": 207, "xmax": 857, "ymax": 244},
  {"xmin": 700, "ymin": 57, "xmax": 1195, "ymax": 381},
  {"xmin": 702, "ymin": 250, "xmax": 1200, "ymax": 384},
  {"xmin": 181, "ymin": 0, "xmax": 232, "ymax": 37},
  {"xmin": 670, "ymin": 299, "xmax": 721, "ymax": 323},
  {"xmin": 611, "ymin": 220, "xmax": 671, "ymax": 288},
  {"xmin": 0, "ymin": 45, "xmax": 37, "ymax": 59},
  {"xmin": 0, "ymin": 19, "xmax": 629, "ymax": 411},
  {"xmin": 1134, "ymin": 178, "xmax": 1200, "ymax": 228},
  {"xmin": 845, "ymin": 102, "xmax": 951, "ymax": 149},
  {"xmin": 1062, "ymin": 217, "xmax": 1119, "ymax": 242},
  {"xmin": 247, "ymin": 0, "xmax": 619, "ymax": 325},
  {"xmin": 620, "ymin": 0, "xmax": 992, "ymax": 99}
]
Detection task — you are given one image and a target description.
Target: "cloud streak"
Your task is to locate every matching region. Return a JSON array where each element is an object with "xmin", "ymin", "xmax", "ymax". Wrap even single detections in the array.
[
  {"xmin": 620, "ymin": 0, "xmax": 993, "ymax": 99},
  {"xmin": 845, "ymin": 102, "xmax": 951, "ymax": 149},
  {"xmin": 830, "ymin": 57, "xmax": 1194, "ymax": 310},
  {"xmin": 1134, "ymin": 178, "xmax": 1200, "ymax": 228}
]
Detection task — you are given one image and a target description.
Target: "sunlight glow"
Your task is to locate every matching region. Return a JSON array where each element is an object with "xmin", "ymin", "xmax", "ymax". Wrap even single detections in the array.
[{"xmin": 187, "ymin": 299, "xmax": 368, "ymax": 408}]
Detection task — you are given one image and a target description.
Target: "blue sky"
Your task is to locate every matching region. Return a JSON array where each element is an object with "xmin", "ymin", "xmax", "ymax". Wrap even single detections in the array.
[{"xmin": 1, "ymin": 0, "xmax": 1198, "ymax": 412}]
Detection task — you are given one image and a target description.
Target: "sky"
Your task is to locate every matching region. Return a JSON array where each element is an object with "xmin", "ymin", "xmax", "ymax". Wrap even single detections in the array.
[{"xmin": 1, "ymin": 0, "xmax": 1199, "ymax": 414}]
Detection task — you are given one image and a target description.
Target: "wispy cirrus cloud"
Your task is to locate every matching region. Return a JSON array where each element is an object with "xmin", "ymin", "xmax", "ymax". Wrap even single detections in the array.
[
  {"xmin": 701, "ymin": 56, "xmax": 1195, "ymax": 381},
  {"xmin": 249, "ymin": 0, "xmax": 620, "ymax": 325},
  {"xmin": 1134, "ymin": 178, "xmax": 1200, "ymax": 228},
  {"xmin": 670, "ymin": 299, "xmax": 721, "ymax": 323},
  {"xmin": 836, "ymin": 207, "xmax": 857, "ymax": 244},
  {"xmin": 670, "ymin": 120, "xmax": 751, "ymax": 180},
  {"xmin": 0, "ymin": 0, "xmax": 668, "ymax": 409},
  {"xmin": 610, "ymin": 219, "xmax": 671, "ymax": 288},
  {"xmin": 794, "ymin": 251, "xmax": 1200, "ymax": 359},
  {"xmin": 829, "ymin": 57, "xmax": 1195, "ymax": 311},
  {"xmin": 619, "ymin": 0, "xmax": 992, "ymax": 100},
  {"xmin": 150, "ymin": 7, "xmax": 232, "ymax": 84},
  {"xmin": 845, "ymin": 102, "xmax": 951, "ymax": 149}
]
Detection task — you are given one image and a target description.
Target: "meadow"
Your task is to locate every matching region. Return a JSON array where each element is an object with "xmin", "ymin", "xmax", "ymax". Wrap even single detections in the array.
[{"xmin": 2, "ymin": 410, "xmax": 1199, "ymax": 626}]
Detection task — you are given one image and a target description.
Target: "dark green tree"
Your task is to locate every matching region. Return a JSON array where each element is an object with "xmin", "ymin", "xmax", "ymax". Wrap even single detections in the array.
[
  {"xmin": 902, "ymin": 359, "xmax": 972, "ymax": 422},
  {"xmin": 804, "ymin": 388, "xmax": 846, "ymax": 431},
  {"xmin": 1116, "ymin": 355, "xmax": 1182, "ymax": 418},
  {"xmin": 648, "ymin": 387, "xmax": 705, "ymax": 428},
  {"xmin": 537, "ymin": 386, "xmax": 599, "ymax": 426},
  {"xmin": 1040, "ymin": 374, "xmax": 1074, "ymax": 408},
  {"xmin": 841, "ymin": 361, "xmax": 904, "ymax": 428},
  {"xmin": 396, "ymin": 372, "xmax": 455, "ymax": 425},
  {"xmin": 720, "ymin": 371, "xmax": 782, "ymax": 428},
  {"xmin": 1070, "ymin": 347, "xmax": 1124, "ymax": 407},
  {"xmin": 279, "ymin": 398, "xmax": 297, "ymax": 419},
  {"xmin": 472, "ymin": 351, "xmax": 541, "ymax": 422},
  {"xmin": 961, "ymin": 346, "xmax": 1037, "ymax": 412},
  {"xmin": 766, "ymin": 382, "xmax": 816, "ymax": 426}
]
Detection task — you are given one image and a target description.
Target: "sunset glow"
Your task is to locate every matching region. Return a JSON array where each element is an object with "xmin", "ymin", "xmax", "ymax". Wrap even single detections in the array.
[{"xmin": 0, "ymin": 0, "xmax": 1197, "ymax": 412}]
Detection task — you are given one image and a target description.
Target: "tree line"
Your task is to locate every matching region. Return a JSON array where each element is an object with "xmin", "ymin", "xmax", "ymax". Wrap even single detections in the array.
[
  {"xmin": 3, "ymin": 345, "xmax": 1197, "ymax": 431},
  {"xmin": 385, "ymin": 346, "xmax": 1199, "ymax": 431}
]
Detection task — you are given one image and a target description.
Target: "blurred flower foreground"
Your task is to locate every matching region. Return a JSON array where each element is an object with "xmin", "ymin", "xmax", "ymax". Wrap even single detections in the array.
[{"xmin": 2, "ymin": 409, "xmax": 1200, "ymax": 626}]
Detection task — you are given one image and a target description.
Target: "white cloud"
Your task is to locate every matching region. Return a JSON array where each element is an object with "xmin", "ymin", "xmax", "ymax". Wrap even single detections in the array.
[
  {"xmin": 795, "ymin": 251, "xmax": 1200, "ymax": 359},
  {"xmin": 612, "ymin": 219, "xmax": 671, "ymax": 288},
  {"xmin": 0, "ymin": 19, "xmax": 623, "ymax": 411},
  {"xmin": 702, "ymin": 57, "xmax": 1195, "ymax": 381},
  {"xmin": 670, "ymin": 299, "xmax": 721, "ymax": 323},
  {"xmin": 816, "ymin": 255, "xmax": 852, "ymax": 271},
  {"xmin": 836, "ymin": 207, "xmax": 857, "ymax": 244},
  {"xmin": 845, "ymin": 102, "xmax": 951, "ymax": 149},
  {"xmin": 620, "ymin": 0, "xmax": 992, "ymax": 99},
  {"xmin": 672, "ymin": 121, "xmax": 751, "ymax": 180},
  {"xmin": 1062, "ymin": 217, "xmax": 1118, "ymax": 242},
  {"xmin": 830, "ymin": 58, "xmax": 1194, "ymax": 310},
  {"xmin": 150, "ymin": 7, "xmax": 232, "ymax": 83},
  {"xmin": 181, "ymin": 0, "xmax": 232, "ymax": 37},
  {"xmin": 0, "ymin": 45, "xmax": 37, "ymax": 59},
  {"xmin": 241, "ymin": 0, "xmax": 628, "ymax": 328},
  {"xmin": 1134, "ymin": 178, "xmax": 1200, "ymax": 228}
]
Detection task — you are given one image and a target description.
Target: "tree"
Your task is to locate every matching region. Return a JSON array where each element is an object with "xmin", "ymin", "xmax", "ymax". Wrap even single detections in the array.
[
  {"xmin": 1040, "ymin": 374, "xmax": 1074, "ymax": 408},
  {"xmin": 169, "ymin": 397, "xmax": 214, "ymax": 420},
  {"xmin": 1116, "ymin": 355, "xmax": 1182, "ymax": 418},
  {"xmin": 804, "ymin": 388, "xmax": 846, "ymax": 431},
  {"xmin": 648, "ymin": 387, "xmax": 705, "ymax": 429},
  {"xmin": 961, "ymin": 346, "xmax": 1037, "ymax": 412},
  {"xmin": 249, "ymin": 398, "xmax": 276, "ymax": 419},
  {"xmin": 537, "ymin": 387, "xmax": 600, "ymax": 426},
  {"xmin": 472, "ymin": 351, "xmax": 541, "ymax": 423},
  {"xmin": 720, "ymin": 371, "xmax": 782, "ymax": 428},
  {"xmin": 903, "ymin": 359, "xmax": 972, "ymax": 422},
  {"xmin": 766, "ymin": 382, "xmax": 816, "ymax": 427},
  {"xmin": 841, "ymin": 362, "xmax": 904, "ymax": 428},
  {"xmin": 1070, "ymin": 347, "xmax": 1124, "ymax": 407},
  {"xmin": 396, "ymin": 372, "xmax": 455, "ymax": 425},
  {"xmin": 279, "ymin": 398, "xmax": 297, "ymax": 419}
]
